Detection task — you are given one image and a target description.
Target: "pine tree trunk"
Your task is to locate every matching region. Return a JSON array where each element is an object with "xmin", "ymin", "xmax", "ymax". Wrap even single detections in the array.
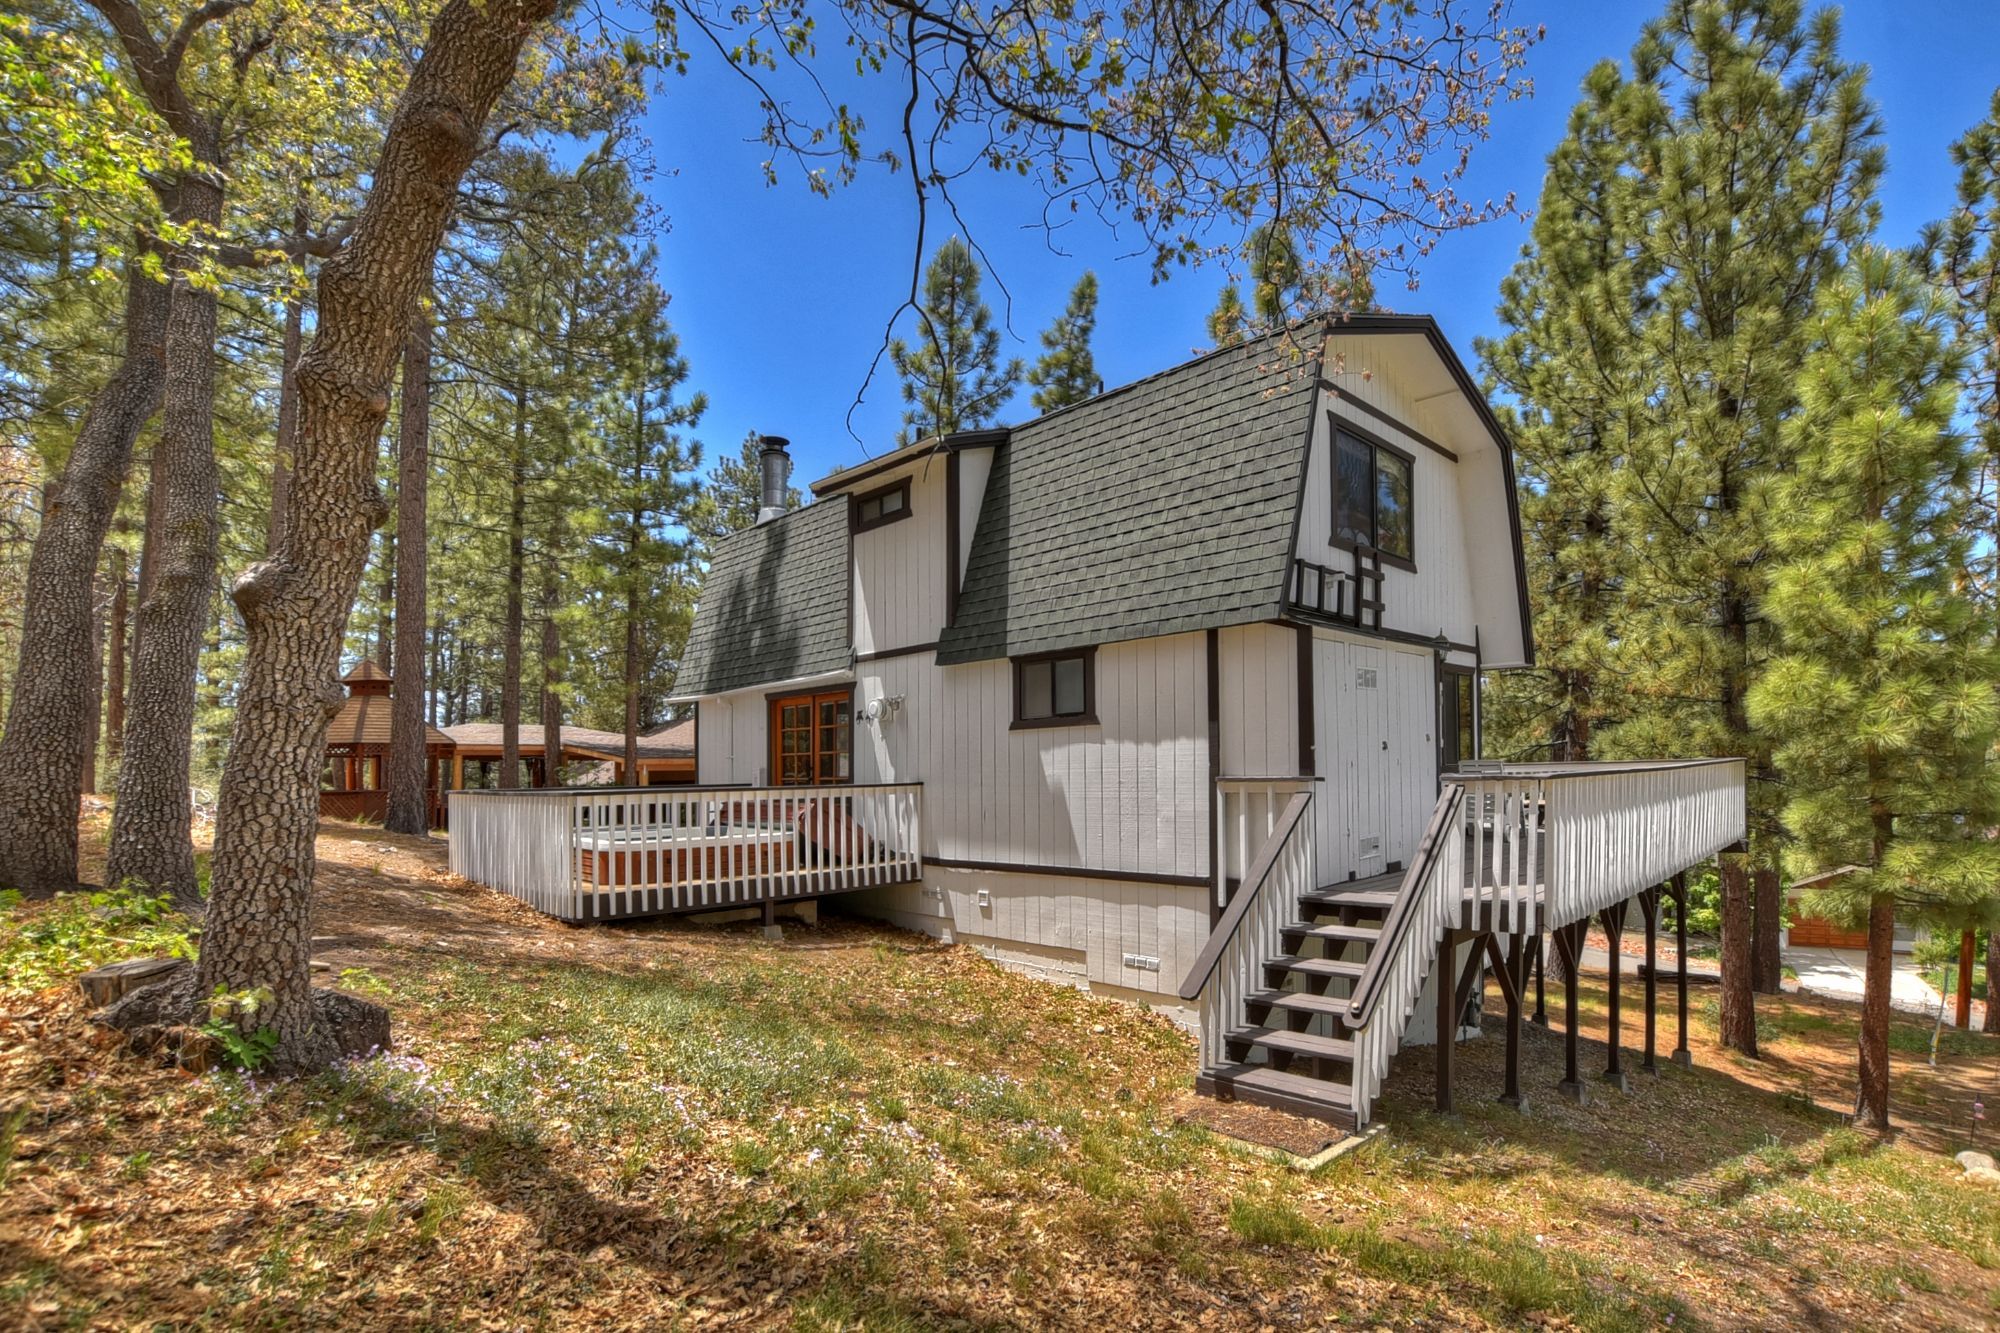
[
  {"xmin": 1752, "ymin": 864, "xmax": 1783, "ymax": 994},
  {"xmin": 500, "ymin": 397, "xmax": 525, "ymax": 789},
  {"xmin": 623, "ymin": 587, "xmax": 641, "ymax": 786},
  {"xmin": 540, "ymin": 595, "xmax": 561, "ymax": 788},
  {"xmin": 374, "ymin": 528, "xmax": 395, "ymax": 670},
  {"xmin": 0, "ymin": 250, "xmax": 168, "ymax": 895},
  {"xmin": 385, "ymin": 304, "xmax": 433, "ymax": 835},
  {"xmin": 105, "ymin": 541, "xmax": 128, "ymax": 773},
  {"xmin": 268, "ymin": 208, "xmax": 306, "ymax": 554},
  {"xmin": 196, "ymin": 0, "xmax": 557, "ymax": 1071},
  {"xmin": 107, "ymin": 173, "xmax": 225, "ymax": 908},
  {"xmin": 1717, "ymin": 853, "xmax": 1758, "ymax": 1056},
  {"xmin": 1855, "ymin": 893, "xmax": 1895, "ymax": 1129},
  {"xmin": 1984, "ymin": 929, "xmax": 1998, "ymax": 1036}
]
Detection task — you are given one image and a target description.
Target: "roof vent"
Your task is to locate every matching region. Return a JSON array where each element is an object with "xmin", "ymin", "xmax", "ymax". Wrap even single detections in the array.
[{"xmin": 756, "ymin": 435, "xmax": 791, "ymax": 525}]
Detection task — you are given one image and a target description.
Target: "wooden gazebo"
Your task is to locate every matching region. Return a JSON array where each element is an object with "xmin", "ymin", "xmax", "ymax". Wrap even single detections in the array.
[{"xmin": 321, "ymin": 661, "xmax": 456, "ymax": 827}]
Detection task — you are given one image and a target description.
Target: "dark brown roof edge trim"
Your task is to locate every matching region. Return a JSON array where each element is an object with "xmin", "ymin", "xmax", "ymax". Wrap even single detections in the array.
[{"xmin": 809, "ymin": 428, "xmax": 1012, "ymax": 498}]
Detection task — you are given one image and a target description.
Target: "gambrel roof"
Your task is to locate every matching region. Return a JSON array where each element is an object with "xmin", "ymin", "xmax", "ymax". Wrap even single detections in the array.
[
  {"xmin": 935, "ymin": 329, "xmax": 1322, "ymax": 664},
  {"xmin": 672, "ymin": 497, "xmax": 850, "ymax": 697}
]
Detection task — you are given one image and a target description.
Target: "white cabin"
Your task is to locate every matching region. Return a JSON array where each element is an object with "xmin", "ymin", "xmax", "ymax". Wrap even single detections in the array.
[{"xmin": 450, "ymin": 315, "xmax": 1745, "ymax": 1130}]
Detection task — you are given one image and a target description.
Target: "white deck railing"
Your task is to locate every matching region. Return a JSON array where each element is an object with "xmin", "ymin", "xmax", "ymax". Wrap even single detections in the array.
[
  {"xmin": 1214, "ymin": 777, "xmax": 1316, "ymax": 910},
  {"xmin": 448, "ymin": 783, "xmax": 924, "ymax": 921},
  {"xmin": 1450, "ymin": 759, "xmax": 1746, "ymax": 933},
  {"xmin": 1180, "ymin": 789, "xmax": 1316, "ymax": 1070}
]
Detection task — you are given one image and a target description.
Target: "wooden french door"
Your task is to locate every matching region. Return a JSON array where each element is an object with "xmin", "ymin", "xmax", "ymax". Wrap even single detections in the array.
[{"xmin": 770, "ymin": 690, "xmax": 853, "ymax": 786}]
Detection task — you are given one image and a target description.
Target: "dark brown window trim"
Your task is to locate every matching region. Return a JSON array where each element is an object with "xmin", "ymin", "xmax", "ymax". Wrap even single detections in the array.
[
  {"xmin": 851, "ymin": 478, "xmax": 913, "ymax": 533},
  {"xmin": 1010, "ymin": 646, "xmax": 1098, "ymax": 729},
  {"xmin": 1328, "ymin": 536, "xmax": 1418, "ymax": 575},
  {"xmin": 1329, "ymin": 416, "xmax": 1417, "ymax": 566},
  {"xmin": 1320, "ymin": 383, "xmax": 1458, "ymax": 462}
]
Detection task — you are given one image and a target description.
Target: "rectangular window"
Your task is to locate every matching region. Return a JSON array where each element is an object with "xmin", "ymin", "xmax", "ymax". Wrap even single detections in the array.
[
  {"xmin": 1012, "ymin": 648, "xmax": 1096, "ymax": 728},
  {"xmin": 1330, "ymin": 421, "xmax": 1416, "ymax": 564},
  {"xmin": 770, "ymin": 689, "xmax": 852, "ymax": 784},
  {"xmin": 852, "ymin": 479, "xmax": 911, "ymax": 532},
  {"xmin": 1441, "ymin": 667, "xmax": 1477, "ymax": 771}
]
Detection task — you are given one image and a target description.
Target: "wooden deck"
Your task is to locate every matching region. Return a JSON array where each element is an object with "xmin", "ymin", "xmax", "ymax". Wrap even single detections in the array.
[
  {"xmin": 1183, "ymin": 760, "xmax": 1748, "ymax": 1131},
  {"xmin": 449, "ymin": 783, "xmax": 924, "ymax": 922}
]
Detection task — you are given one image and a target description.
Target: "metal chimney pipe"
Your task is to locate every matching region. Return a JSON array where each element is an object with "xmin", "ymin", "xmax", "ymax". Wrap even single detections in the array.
[{"xmin": 756, "ymin": 435, "xmax": 791, "ymax": 525}]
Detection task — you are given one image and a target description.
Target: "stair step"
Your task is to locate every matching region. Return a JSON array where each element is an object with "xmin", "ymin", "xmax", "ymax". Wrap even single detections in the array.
[
  {"xmin": 1246, "ymin": 989, "xmax": 1354, "ymax": 1020},
  {"xmin": 1228, "ymin": 1027, "xmax": 1357, "ymax": 1063},
  {"xmin": 1282, "ymin": 921, "xmax": 1382, "ymax": 946},
  {"xmin": 1197, "ymin": 1063, "xmax": 1357, "ymax": 1128},
  {"xmin": 1266, "ymin": 955, "xmax": 1365, "ymax": 983},
  {"xmin": 1300, "ymin": 887, "xmax": 1397, "ymax": 910}
]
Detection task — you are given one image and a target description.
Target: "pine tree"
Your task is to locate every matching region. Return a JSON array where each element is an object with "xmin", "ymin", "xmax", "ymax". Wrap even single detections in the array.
[
  {"xmin": 1748, "ymin": 246, "xmax": 2000, "ymax": 1129},
  {"xmin": 889, "ymin": 238, "xmax": 1021, "ymax": 444},
  {"xmin": 1205, "ymin": 284, "xmax": 1248, "ymax": 349},
  {"xmin": 1491, "ymin": 0, "xmax": 1884, "ymax": 1054},
  {"xmin": 1480, "ymin": 62, "xmax": 1651, "ymax": 765},
  {"xmin": 1026, "ymin": 271, "xmax": 1099, "ymax": 413},
  {"xmin": 1923, "ymin": 90, "xmax": 2000, "ymax": 1033}
]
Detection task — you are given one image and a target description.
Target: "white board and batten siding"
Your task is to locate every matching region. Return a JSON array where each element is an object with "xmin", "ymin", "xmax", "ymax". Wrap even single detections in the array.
[
  {"xmin": 1216, "ymin": 623, "xmax": 1300, "ymax": 778},
  {"xmin": 852, "ymin": 460, "xmax": 949, "ymax": 657},
  {"xmin": 847, "ymin": 633, "xmax": 1218, "ymax": 1004},
  {"xmin": 1295, "ymin": 333, "xmax": 1497, "ymax": 663}
]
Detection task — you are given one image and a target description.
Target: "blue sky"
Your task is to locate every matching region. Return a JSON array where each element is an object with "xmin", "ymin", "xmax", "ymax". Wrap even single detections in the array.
[{"xmin": 638, "ymin": 2, "xmax": 2000, "ymax": 488}]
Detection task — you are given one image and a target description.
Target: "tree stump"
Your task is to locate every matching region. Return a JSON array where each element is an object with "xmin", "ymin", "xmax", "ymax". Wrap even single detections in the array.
[{"xmin": 78, "ymin": 957, "xmax": 191, "ymax": 1008}]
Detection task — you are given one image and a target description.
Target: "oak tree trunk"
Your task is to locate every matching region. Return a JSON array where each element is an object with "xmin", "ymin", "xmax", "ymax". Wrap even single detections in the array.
[
  {"xmin": 385, "ymin": 303, "xmax": 433, "ymax": 835},
  {"xmin": 197, "ymin": 0, "xmax": 557, "ymax": 1070},
  {"xmin": 108, "ymin": 173, "xmax": 225, "ymax": 908},
  {"xmin": 1752, "ymin": 864, "xmax": 1782, "ymax": 994},
  {"xmin": 83, "ymin": 574, "xmax": 105, "ymax": 794},
  {"xmin": 1855, "ymin": 893, "xmax": 1895, "ymax": 1129},
  {"xmin": 0, "ymin": 252, "xmax": 168, "ymax": 895},
  {"xmin": 105, "ymin": 541, "xmax": 129, "ymax": 772},
  {"xmin": 1717, "ymin": 853, "xmax": 1758, "ymax": 1056}
]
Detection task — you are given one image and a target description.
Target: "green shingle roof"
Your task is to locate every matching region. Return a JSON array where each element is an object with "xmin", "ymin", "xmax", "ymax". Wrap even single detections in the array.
[
  {"xmin": 935, "ymin": 331, "xmax": 1321, "ymax": 664},
  {"xmin": 674, "ymin": 498, "xmax": 850, "ymax": 697}
]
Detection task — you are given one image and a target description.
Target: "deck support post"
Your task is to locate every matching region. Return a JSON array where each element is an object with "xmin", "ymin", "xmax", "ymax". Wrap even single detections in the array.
[
  {"xmin": 1638, "ymin": 886, "xmax": 1660, "ymax": 1073},
  {"xmin": 1599, "ymin": 899, "xmax": 1629, "ymax": 1092},
  {"xmin": 1671, "ymin": 870, "xmax": 1693, "ymax": 1069},
  {"xmin": 1552, "ymin": 920, "xmax": 1587, "ymax": 1104},
  {"xmin": 1435, "ymin": 927, "xmax": 1458, "ymax": 1114},
  {"xmin": 761, "ymin": 896, "xmax": 782, "ymax": 942},
  {"xmin": 1530, "ymin": 932, "xmax": 1548, "ymax": 1026},
  {"xmin": 1486, "ymin": 932, "xmax": 1529, "ymax": 1113}
]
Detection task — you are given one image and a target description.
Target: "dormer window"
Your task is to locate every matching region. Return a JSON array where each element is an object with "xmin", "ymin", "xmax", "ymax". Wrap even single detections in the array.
[
  {"xmin": 1331, "ymin": 423, "xmax": 1415, "ymax": 566},
  {"xmin": 852, "ymin": 479, "xmax": 912, "ymax": 533}
]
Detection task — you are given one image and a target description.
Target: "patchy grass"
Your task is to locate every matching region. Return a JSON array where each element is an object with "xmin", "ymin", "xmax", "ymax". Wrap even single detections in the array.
[{"xmin": 1, "ymin": 821, "xmax": 1997, "ymax": 1329}]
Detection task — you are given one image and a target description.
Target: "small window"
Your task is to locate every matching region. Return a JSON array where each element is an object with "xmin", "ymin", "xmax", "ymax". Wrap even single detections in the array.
[
  {"xmin": 1012, "ymin": 649, "xmax": 1096, "ymax": 728},
  {"xmin": 852, "ymin": 479, "xmax": 911, "ymax": 532},
  {"xmin": 1330, "ymin": 422, "xmax": 1415, "ymax": 564}
]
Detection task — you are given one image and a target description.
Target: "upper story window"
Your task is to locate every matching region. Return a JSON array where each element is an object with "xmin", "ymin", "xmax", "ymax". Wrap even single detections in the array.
[
  {"xmin": 851, "ymin": 479, "xmax": 911, "ymax": 533},
  {"xmin": 1012, "ymin": 648, "xmax": 1096, "ymax": 728},
  {"xmin": 1331, "ymin": 423, "xmax": 1415, "ymax": 566}
]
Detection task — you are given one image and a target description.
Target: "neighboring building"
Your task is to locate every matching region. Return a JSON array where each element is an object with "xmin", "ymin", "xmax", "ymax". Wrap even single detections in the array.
[
  {"xmin": 443, "ymin": 720, "xmax": 696, "ymax": 788},
  {"xmin": 321, "ymin": 662, "xmax": 458, "ymax": 826}
]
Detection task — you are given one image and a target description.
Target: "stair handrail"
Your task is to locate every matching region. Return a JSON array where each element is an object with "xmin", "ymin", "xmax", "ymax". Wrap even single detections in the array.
[
  {"xmin": 1178, "ymin": 789, "xmax": 1314, "ymax": 1002},
  {"xmin": 1340, "ymin": 781, "xmax": 1470, "ymax": 1124},
  {"xmin": 1343, "ymin": 780, "xmax": 1466, "ymax": 1027}
]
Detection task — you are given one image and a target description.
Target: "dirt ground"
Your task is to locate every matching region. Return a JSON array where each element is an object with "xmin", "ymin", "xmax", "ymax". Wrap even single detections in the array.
[{"xmin": 3, "ymin": 820, "xmax": 1998, "ymax": 1330}]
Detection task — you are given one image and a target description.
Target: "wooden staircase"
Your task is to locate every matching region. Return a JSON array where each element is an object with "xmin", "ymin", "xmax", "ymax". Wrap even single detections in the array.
[{"xmin": 1195, "ymin": 873, "xmax": 1401, "ymax": 1130}]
